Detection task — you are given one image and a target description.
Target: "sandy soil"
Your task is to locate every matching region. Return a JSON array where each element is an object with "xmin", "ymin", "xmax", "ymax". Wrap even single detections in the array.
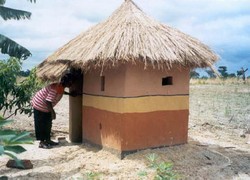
[{"xmin": 1, "ymin": 84, "xmax": 250, "ymax": 179}]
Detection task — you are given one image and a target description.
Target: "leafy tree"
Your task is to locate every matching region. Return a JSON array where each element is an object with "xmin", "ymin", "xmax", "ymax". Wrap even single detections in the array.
[
  {"xmin": 190, "ymin": 70, "xmax": 200, "ymax": 79},
  {"xmin": 237, "ymin": 67, "xmax": 248, "ymax": 82},
  {"xmin": 218, "ymin": 66, "xmax": 228, "ymax": 78},
  {"xmin": 0, "ymin": 57, "xmax": 42, "ymax": 118},
  {"xmin": 0, "ymin": 0, "xmax": 36, "ymax": 59},
  {"xmin": 237, "ymin": 70, "xmax": 242, "ymax": 77},
  {"xmin": 228, "ymin": 73, "xmax": 236, "ymax": 78},
  {"xmin": 205, "ymin": 69, "xmax": 216, "ymax": 78},
  {"xmin": 201, "ymin": 76, "xmax": 208, "ymax": 79}
]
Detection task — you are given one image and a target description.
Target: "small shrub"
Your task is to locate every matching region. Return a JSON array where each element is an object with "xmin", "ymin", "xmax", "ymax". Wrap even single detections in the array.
[
  {"xmin": 85, "ymin": 171, "xmax": 102, "ymax": 180},
  {"xmin": 137, "ymin": 170, "xmax": 148, "ymax": 179},
  {"xmin": 146, "ymin": 153, "xmax": 181, "ymax": 180}
]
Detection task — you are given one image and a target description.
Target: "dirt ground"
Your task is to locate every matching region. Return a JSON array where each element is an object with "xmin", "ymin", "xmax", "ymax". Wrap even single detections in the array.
[{"xmin": 0, "ymin": 83, "xmax": 250, "ymax": 179}]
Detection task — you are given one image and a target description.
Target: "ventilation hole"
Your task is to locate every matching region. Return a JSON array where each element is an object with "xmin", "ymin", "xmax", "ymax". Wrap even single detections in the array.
[{"xmin": 162, "ymin": 76, "xmax": 173, "ymax": 86}]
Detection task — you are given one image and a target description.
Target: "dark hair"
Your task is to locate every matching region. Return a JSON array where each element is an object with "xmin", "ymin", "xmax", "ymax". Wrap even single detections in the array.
[{"xmin": 60, "ymin": 73, "xmax": 73, "ymax": 87}]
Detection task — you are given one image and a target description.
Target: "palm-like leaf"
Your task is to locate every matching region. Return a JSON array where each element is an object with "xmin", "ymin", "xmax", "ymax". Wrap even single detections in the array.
[
  {"xmin": 0, "ymin": 118, "xmax": 33, "ymax": 165},
  {"xmin": 0, "ymin": 118, "xmax": 13, "ymax": 127},
  {"xmin": 9, "ymin": 131, "xmax": 33, "ymax": 145},
  {"xmin": 0, "ymin": 0, "xmax": 6, "ymax": 6},
  {"xmin": 0, "ymin": 6, "xmax": 31, "ymax": 20},
  {"xmin": 0, "ymin": 1, "xmax": 36, "ymax": 7},
  {"xmin": 0, "ymin": 129, "xmax": 17, "ymax": 140},
  {"xmin": 0, "ymin": 34, "xmax": 31, "ymax": 59},
  {"xmin": 4, "ymin": 145, "xmax": 26, "ymax": 154}
]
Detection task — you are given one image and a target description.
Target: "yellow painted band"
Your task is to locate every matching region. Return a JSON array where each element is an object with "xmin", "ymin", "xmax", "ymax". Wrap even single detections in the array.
[{"xmin": 83, "ymin": 94, "xmax": 189, "ymax": 113}]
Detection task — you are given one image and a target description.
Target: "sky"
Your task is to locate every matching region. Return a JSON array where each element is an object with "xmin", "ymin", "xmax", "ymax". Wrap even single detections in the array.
[{"xmin": 1, "ymin": 0, "xmax": 250, "ymax": 75}]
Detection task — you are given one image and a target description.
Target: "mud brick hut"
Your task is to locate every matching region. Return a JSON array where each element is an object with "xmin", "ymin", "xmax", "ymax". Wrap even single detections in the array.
[{"xmin": 36, "ymin": 0, "xmax": 218, "ymax": 157}]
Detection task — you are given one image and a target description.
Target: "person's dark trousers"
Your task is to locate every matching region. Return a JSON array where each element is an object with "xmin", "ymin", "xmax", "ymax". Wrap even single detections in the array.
[{"xmin": 33, "ymin": 108, "xmax": 52, "ymax": 141}]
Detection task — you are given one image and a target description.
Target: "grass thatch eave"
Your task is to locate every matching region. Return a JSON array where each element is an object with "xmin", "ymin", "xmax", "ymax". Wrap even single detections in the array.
[{"xmin": 36, "ymin": 60, "xmax": 71, "ymax": 81}]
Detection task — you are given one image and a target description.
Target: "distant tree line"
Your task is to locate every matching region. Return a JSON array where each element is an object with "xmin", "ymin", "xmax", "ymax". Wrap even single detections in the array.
[{"xmin": 190, "ymin": 66, "xmax": 249, "ymax": 81}]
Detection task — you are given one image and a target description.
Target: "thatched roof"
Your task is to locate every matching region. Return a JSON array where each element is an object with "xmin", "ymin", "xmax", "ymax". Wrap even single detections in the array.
[{"xmin": 36, "ymin": 0, "xmax": 218, "ymax": 81}]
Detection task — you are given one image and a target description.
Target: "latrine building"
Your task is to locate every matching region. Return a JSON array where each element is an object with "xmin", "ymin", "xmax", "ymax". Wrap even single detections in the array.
[{"xmin": 37, "ymin": 0, "xmax": 218, "ymax": 156}]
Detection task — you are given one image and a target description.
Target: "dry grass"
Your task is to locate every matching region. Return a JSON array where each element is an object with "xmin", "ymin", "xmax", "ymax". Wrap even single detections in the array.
[{"xmin": 190, "ymin": 80, "xmax": 250, "ymax": 131}]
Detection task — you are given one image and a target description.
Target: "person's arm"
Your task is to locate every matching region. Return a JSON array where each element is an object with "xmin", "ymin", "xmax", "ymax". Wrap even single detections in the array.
[
  {"xmin": 63, "ymin": 91, "xmax": 70, "ymax": 95},
  {"xmin": 45, "ymin": 100, "xmax": 56, "ymax": 120},
  {"xmin": 64, "ymin": 91, "xmax": 80, "ymax": 97}
]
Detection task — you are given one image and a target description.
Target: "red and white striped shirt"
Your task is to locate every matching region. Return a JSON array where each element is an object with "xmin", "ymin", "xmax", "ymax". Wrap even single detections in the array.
[{"xmin": 31, "ymin": 83, "xmax": 64, "ymax": 112}]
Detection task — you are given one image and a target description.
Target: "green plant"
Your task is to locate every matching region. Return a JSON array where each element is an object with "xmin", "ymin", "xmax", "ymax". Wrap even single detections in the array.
[
  {"xmin": 0, "ymin": 115, "xmax": 33, "ymax": 167},
  {"xmin": 190, "ymin": 70, "xmax": 200, "ymax": 79},
  {"xmin": 224, "ymin": 104, "xmax": 232, "ymax": 117},
  {"xmin": 137, "ymin": 170, "xmax": 148, "ymax": 179},
  {"xmin": 0, "ymin": 57, "xmax": 43, "ymax": 118},
  {"xmin": 146, "ymin": 153, "xmax": 180, "ymax": 180},
  {"xmin": 85, "ymin": 171, "xmax": 102, "ymax": 180}
]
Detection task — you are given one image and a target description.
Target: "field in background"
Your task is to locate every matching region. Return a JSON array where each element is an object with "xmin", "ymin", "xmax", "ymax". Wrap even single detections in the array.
[
  {"xmin": 190, "ymin": 77, "xmax": 249, "ymax": 85},
  {"xmin": 190, "ymin": 78, "xmax": 250, "ymax": 132}
]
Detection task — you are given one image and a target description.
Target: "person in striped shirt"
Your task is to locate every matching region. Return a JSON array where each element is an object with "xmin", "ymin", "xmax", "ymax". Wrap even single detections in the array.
[{"xmin": 31, "ymin": 73, "xmax": 75, "ymax": 149}]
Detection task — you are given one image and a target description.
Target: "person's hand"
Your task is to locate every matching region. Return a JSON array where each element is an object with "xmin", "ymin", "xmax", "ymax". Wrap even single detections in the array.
[{"xmin": 51, "ymin": 110, "xmax": 56, "ymax": 120}]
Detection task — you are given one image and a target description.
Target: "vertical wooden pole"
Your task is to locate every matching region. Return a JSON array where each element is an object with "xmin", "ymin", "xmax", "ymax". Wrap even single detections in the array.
[{"xmin": 69, "ymin": 73, "xmax": 83, "ymax": 143}]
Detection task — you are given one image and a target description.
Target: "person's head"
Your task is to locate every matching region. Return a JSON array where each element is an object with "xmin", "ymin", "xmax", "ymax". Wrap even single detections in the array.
[{"xmin": 60, "ymin": 73, "xmax": 73, "ymax": 87}]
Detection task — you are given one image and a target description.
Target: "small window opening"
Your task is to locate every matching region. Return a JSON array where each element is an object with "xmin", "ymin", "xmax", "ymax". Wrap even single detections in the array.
[
  {"xmin": 162, "ymin": 76, "xmax": 173, "ymax": 86},
  {"xmin": 101, "ymin": 76, "xmax": 105, "ymax": 91}
]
